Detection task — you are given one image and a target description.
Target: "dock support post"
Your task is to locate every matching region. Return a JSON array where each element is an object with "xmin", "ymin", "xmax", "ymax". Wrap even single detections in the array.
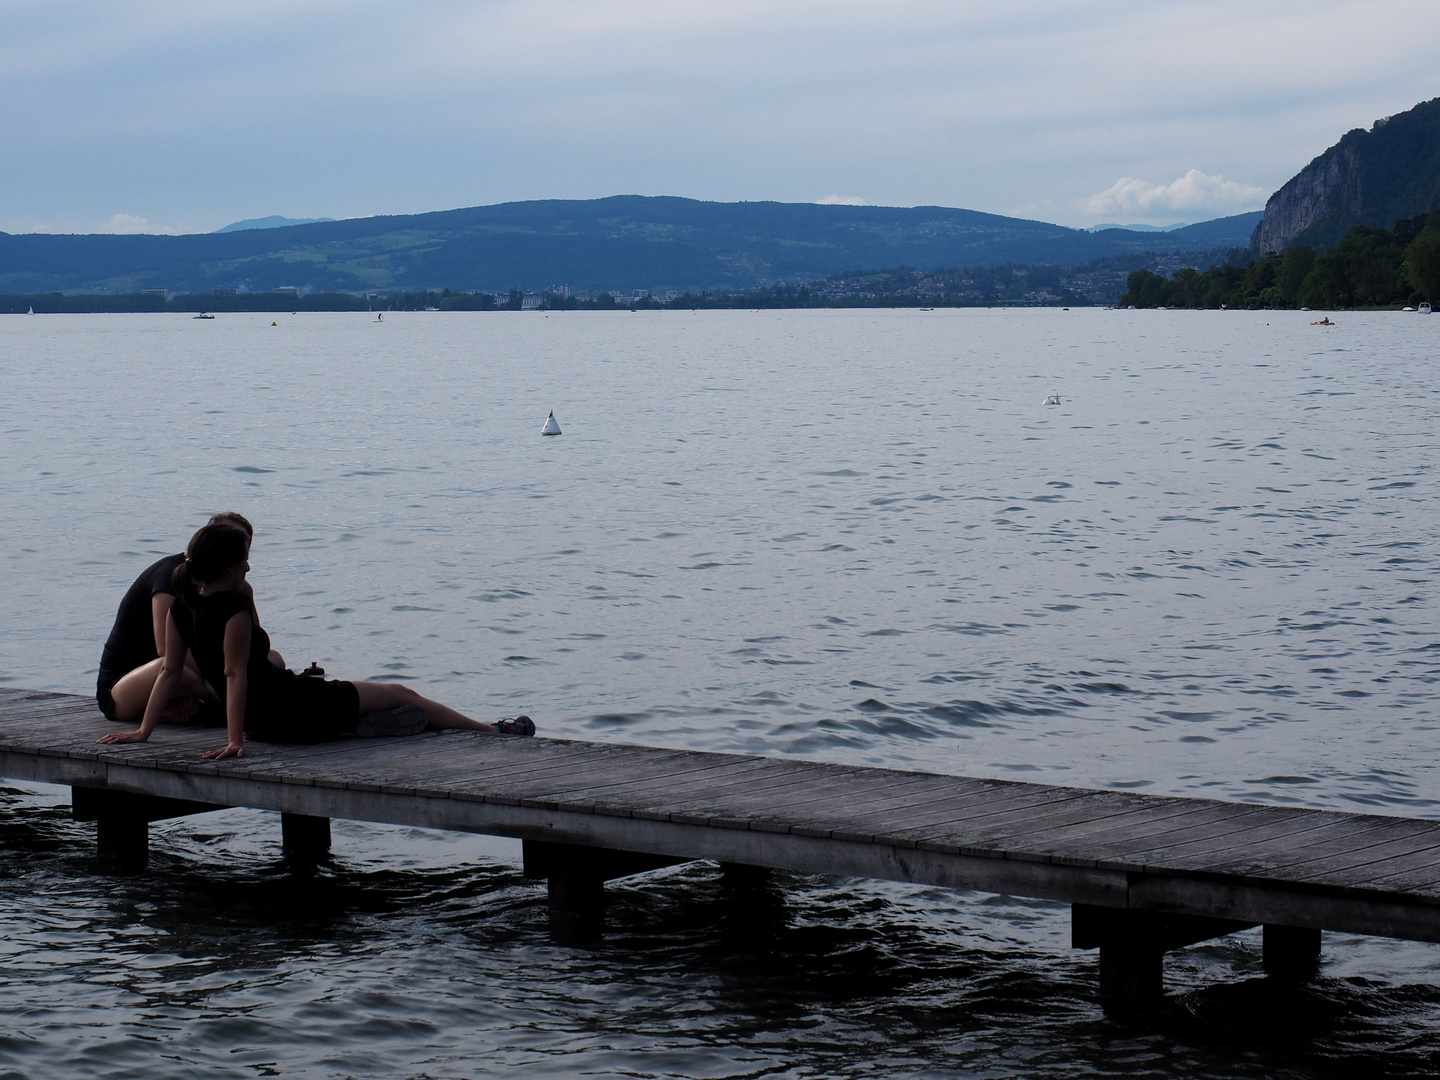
[
  {"xmin": 719, "ymin": 862, "xmax": 771, "ymax": 889},
  {"xmin": 547, "ymin": 860, "xmax": 607, "ymax": 945},
  {"xmin": 1098, "ymin": 940, "xmax": 1164, "ymax": 1006},
  {"xmin": 1263, "ymin": 924, "xmax": 1321, "ymax": 980},
  {"xmin": 522, "ymin": 840, "xmax": 687, "ymax": 945},
  {"xmin": 281, "ymin": 813, "xmax": 332, "ymax": 859},
  {"xmin": 73, "ymin": 787, "xmax": 227, "ymax": 874},
  {"xmin": 96, "ymin": 814, "xmax": 149, "ymax": 874},
  {"xmin": 1073, "ymin": 904, "xmax": 1255, "ymax": 1013}
]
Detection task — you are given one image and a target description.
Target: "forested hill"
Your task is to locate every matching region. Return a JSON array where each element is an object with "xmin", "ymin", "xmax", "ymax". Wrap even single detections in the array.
[
  {"xmin": 1251, "ymin": 96, "xmax": 1440, "ymax": 253},
  {"xmin": 0, "ymin": 197, "xmax": 1260, "ymax": 296}
]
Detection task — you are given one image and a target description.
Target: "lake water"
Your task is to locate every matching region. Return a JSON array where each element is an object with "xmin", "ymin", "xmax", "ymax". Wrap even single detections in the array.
[{"xmin": 2, "ymin": 309, "xmax": 1439, "ymax": 1078}]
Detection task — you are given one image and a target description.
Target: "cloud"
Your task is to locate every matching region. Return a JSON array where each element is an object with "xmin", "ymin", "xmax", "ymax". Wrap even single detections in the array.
[
  {"xmin": 99, "ymin": 213, "xmax": 179, "ymax": 234},
  {"xmin": 1082, "ymin": 170, "xmax": 1267, "ymax": 223},
  {"xmin": 817, "ymin": 194, "xmax": 865, "ymax": 206},
  {"xmin": 1, "ymin": 2, "xmax": 1437, "ymax": 231}
]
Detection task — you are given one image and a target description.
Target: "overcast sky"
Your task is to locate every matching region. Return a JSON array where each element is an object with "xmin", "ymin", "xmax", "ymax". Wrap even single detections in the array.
[{"xmin": 3, "ymin": 0, "xmax": 1438, "ymax": 234}]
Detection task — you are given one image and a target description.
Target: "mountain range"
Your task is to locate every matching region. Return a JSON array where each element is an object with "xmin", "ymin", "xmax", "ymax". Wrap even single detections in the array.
[{"xmin": 0, "ymin": 201, "xmax": 1262, "ymax": 297}]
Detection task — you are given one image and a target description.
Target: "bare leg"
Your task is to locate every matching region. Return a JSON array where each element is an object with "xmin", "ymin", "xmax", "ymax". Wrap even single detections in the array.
[
  {"xmin": 352, "ymin": 681, "xmax": 497, "ymax": 733},
  {"xmin": 108, "ymin": 658, "xmax": 214, "ymax": 722},
  {"xmin": 269, "ymin": 649, "xmax": 286, "ymax": 669}
]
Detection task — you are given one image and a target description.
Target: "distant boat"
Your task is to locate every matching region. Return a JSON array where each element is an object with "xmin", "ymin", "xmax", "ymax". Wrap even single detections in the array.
[
  {"xmin": 541, "ymin": 410, "xmax": 562, "ymax": 436},
  {"xmin": 1403, "ymin": 306, "xmax": 1416, "ymax": 312},
  {"xmin": 193, "ymin": 312, "xmax": 215, "ymax": 320},
  {"xmin": 1421, "ymin": 302, "xmax": 1434, "ymax": 315},
  {"xmin": 1311, "ymin": 317, "xmax": 1335, "ymax": 326},
  {"xmin": 1043, "ymin": 394, "xmax": 1062, "ymax": 406},
  {"xmin": 26, "ymin": 306, "xmax": 33, "ymax": 315}
]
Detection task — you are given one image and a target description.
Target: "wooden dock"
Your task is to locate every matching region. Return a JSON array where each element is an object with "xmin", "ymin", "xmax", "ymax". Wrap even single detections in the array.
[{"xmin": 4, "ymin": 686, "xmax": 1440, "ymax": 1011}]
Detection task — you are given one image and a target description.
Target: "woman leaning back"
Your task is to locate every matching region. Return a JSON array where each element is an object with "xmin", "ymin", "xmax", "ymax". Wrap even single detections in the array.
[
  {"xmin": 98, "ymin": 521, "xmax": 533, "ymax": 760},
  {"xmin": 97, "ymin": 511, "xmax": 282, "ymax": 725}
]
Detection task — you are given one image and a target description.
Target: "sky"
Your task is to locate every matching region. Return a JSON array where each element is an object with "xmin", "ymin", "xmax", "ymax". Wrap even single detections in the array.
[{"xmin": 2, "ymin": 0, "xmax": 1438, "ymax": 235}]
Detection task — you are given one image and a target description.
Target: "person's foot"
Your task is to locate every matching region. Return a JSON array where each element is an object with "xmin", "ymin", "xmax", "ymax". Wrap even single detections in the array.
[
  {"xmin": 494, "ymin": 715, "xmax": 535, "ymax": 736},
  {"xmin": 354, "ymin": 705, "xmax": 429, "ymax": 737}
]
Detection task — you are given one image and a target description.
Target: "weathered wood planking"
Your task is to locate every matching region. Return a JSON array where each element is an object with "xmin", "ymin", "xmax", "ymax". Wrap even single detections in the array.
[{"xmin": 3, "ymin": 687, "xmax": 1440, "ymax": 946}]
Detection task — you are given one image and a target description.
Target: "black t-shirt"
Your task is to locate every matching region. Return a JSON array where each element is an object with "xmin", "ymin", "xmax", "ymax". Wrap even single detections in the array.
[
  {"xmin": 96, "ymin": 553, "xmax": 186, "ymax": 693},
  {"xmin": 169, "ymin": 589, "xmax": 283, "ymax": 711}
]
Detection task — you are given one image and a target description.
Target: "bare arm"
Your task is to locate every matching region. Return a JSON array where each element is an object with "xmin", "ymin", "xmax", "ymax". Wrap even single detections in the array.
[
  {"xmin": 98, "ymin": 611, "xmax": 187, "ymax": 745},
  {"xmin": 151, "ymin": 594, "xmax": 175, "ymax": 657},
  {"xmin": 200, "ymin": 611, "xmax": 251, "ymax": 760}
]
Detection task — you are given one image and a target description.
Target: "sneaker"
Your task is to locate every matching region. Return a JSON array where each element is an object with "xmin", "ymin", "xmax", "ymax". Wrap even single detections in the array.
[
  {"xmin": 494, "ymin": 715, "xmax": 536, "ymax": 736},
  {"xmin": 354, "ymin": 705, "xmax": 429, "ymax": 738}
]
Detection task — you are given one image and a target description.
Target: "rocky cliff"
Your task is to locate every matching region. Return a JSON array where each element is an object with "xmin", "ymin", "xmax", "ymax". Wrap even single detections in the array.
[
  {"xmin": 1250, "ymin": 141, "xmax": 1363, "ymax": 253},
  {"xmin": 1250, "ymin": 96, "xmax": 1440, "ymax": 252}
]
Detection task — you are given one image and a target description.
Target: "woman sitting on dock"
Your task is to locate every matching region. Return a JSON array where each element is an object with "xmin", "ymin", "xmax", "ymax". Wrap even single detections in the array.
[
  {"xmin": 97, "ymin": 521, "xmax": 533, "ymax": 760},
  {"xmin": 96, "ymin": 512, "xmax": 282, "ymax": 724}
]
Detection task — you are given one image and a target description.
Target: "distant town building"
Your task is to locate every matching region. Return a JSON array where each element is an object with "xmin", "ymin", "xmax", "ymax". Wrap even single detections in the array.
[
  {"xmin": 142, "ymin": 288, "xmax": 168, "ymax": 298},
  {"xmin": 212, "ymin": 287, "xmax": 238, "ymax": 296},
  {"xmin": 520, "ymin": 292, "xmax": 543, "ymax": 310},
  {"xmin": 547, "ymin": 284, "xmax": 570, "ymax": 299},
  {"xmin": 272, "ymin": 286, "xmax": 299, "ymax": 297}
]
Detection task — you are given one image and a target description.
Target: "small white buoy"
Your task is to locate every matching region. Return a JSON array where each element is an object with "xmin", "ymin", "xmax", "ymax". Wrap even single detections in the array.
[
  {"xmin": 541, "ymin": 410, "xmax": 562, "ymax": 436},
  {"xmin": 1043, "ymin": 394, "xmax": 1061, "ymax": 406}
]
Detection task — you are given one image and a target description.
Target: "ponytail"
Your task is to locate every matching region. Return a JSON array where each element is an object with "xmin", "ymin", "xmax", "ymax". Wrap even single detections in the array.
[{"xmin": 173, "ymin": 522, "xmax": 250, "ymax": 602}]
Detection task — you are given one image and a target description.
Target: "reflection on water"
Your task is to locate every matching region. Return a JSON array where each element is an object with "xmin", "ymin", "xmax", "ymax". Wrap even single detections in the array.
[{"xmin": 2, "ymin": 310, "xmax": 1439, "ymax": 1076}]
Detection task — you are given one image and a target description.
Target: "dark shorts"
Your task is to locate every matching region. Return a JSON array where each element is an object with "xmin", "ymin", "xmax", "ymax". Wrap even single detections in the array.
[
  {"xmin": 96, "ymin": 684, "xmax": 119, "ymax": 722},
  {"xmin": 245, "ymin": 673, "xmax": 360, "ymax": 745}
]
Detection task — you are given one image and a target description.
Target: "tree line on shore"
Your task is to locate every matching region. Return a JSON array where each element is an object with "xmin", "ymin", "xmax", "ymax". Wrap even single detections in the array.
[
  {"xmin": 7, "ymin": 215, "xmax": 1436, "ymax": 314},
  {"xmin": 1118, "ymin": 211, "xmax": 1440, "ymax": 310}
]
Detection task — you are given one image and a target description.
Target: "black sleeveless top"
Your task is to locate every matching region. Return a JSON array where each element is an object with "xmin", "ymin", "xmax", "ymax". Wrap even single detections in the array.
[
  {"xmin": 170, "ymin": 589, "xmax": 284, "ymax": 708},
  {"xmin": 169, "ymin": 588, "xmax": 358, "ymax": 743}
]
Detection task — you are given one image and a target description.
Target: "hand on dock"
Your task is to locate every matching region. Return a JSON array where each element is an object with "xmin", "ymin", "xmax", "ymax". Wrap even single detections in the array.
[
  {"xmin": 200, "ymin": 741, "xmax": 245, "ymax": 760},
  {"xmin": 96, "ymin": 729, "xmax": 148, "ymax": 745}
]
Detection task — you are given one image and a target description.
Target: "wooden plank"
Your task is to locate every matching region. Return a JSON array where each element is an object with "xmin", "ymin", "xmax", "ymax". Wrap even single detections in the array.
[
  {"xmin": 384, "ymin": 744, "xmax": 752, "ymax": 800},
  {"xmin": 228, "ymin": 731, "xmax": 565, "ymax": 782},
  {"xmin": 434, "ymin": 741, "xmax": 770, "ymax": 793},
  {"xmin": 757, "ymin": 776, "xmax": 1065, "ymax": 839},
  {"xmin": 617, "ymin": 759, "xmax": 939, "ymax": 815},
  {"xmin": 491, "ymin": 755, "xmax": 833, "ymax": 813},
  {"xmin": 1169, "ymin": 816, "xmax": 1436, "ymax": 879},
  {"xmin": 624, "ymin": 767, "xmax": 944, "ymax": 821},
  {"xmin": 976, "ymin": 798, "xmax": 1238, "ymax": 858},
  {"xmin": 584, "ymin": 762, "xmax": 874, "ymax": 825},
  {"xmin": 481, "ymin": 752, "xmax": 806, "ymax": 809},
  {"xmin": 1068, "ymin": 804, "xmax": 1336, "ymax": 867},
  {"xmin": 1037, "ymin": 803, "xmax": 1295, "ymax": 862},
  {"xmin": 787, "ymin": 784, "xmax": 1110, "ymax": 845},
  {"xmin": 1283, "ymin": 835, "xmax": 1440, "ymax": 889},
  {"xmin": 1098, "ymin": 806, "xmax": 1344, "ymax": 868},
  {"xmin": 815, "ymin": 779, "xmax": 1080, "ymax": 835}
]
